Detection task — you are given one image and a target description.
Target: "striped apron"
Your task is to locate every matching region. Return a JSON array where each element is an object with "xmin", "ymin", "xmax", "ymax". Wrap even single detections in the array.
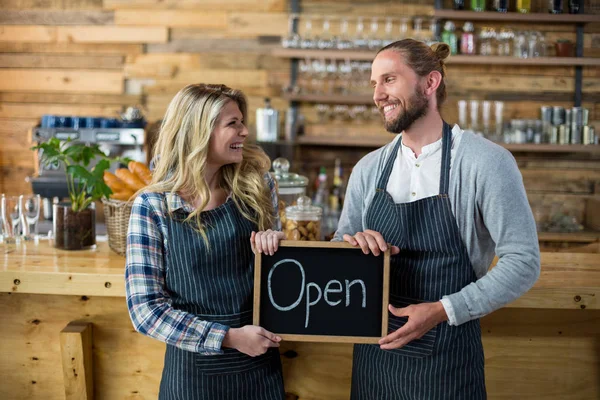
[
  {"xmin": 351, "ymin": 123, "xmax": 487, "ymax": 399},
  {"xmin": 159, "ymin": 197, "xmax": 285, "ymax": 400}
]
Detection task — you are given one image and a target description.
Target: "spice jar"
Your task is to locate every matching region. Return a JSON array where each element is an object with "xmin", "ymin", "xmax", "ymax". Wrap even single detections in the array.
[
  {"xmin": 271, "ymin": 157, "xmax": 309, "ymax": 220},
  {"xmin": 283, "ymin": 196, "xmax": 322, "ymax": 241}
]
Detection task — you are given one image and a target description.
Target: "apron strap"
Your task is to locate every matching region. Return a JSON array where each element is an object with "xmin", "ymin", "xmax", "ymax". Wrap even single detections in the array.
[
  {"xmin": 376, "ymin": 136, "xmax": 402, "ymax": 190},
  {"xmin": 439, "ymin": 122, "xmax": 452, "ymax": 195}
]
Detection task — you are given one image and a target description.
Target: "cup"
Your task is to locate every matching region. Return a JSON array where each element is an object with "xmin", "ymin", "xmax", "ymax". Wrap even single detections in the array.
[
  {"xmin": 21, "ymin": 194, "xmax": 41, "ymax": 242},
  {"xmin": 1, "ymin": 195, "xmax": 21, "ymax": 244}
]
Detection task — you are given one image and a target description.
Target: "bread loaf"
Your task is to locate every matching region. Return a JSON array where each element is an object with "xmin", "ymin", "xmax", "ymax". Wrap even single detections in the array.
[
  {"xmin": 128, "ymin": 161, "xmax": 152, "ymax": 185},
  {"xmin": 115, "ymin": 168, "xmax": 146, "ymax": 191},
  {"xmin": 104, "ymin": 171, "xmax": 128, "ymax": 192}
]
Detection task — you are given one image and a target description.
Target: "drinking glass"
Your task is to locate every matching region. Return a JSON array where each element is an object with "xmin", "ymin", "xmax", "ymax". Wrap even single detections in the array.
[
  {"xmin": 21, "ymin": 194, "xmax": 41, "ymax": 242},
  {"xmin": 1, "ymin": 195, "xmax": 21, "ymax": 244}
]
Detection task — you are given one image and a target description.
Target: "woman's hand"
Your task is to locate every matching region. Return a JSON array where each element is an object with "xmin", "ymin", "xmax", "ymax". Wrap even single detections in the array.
[
  {"xmin": 222, "ymin": 325, "xmax": 282, "ymax": 357},
  {"xmin": 343, "ymin": 229, "xmax": 400, "ymax": 256},
  {"xmin": 251, "ymin": 230, "xmax": 285, "ymax": 256}
]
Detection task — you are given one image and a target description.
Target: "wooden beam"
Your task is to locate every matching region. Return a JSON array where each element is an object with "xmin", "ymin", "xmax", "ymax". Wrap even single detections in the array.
[
  {"xmin": 60, "ymin": 322, "xmax": 93, "ymax": 400},
  {"xmin": 226, "ymin": 12, "xmax": 288, "ymax": 37},
  {"xmin": 0, "ymin": 26, "xmax": 56, "ymax": 42},
  {"xmin": 56, "ymin": 26, "xmax": 168, "ymax": 44},
  {"xmin": 0, "ymin": 69, "xmax": 123, "ymax": 94},
  {"xmin": 0, "ymin": 0, "xmax": 103, "ymax": 9},
  {"xmin": 0, "ymin": 54, "xmax": 124, "ymax": 69},
  {"xmin": 0, "ymin": 103, "xmax": 123, "ymax": 119},
  {"xmin": 115, "ymin": 10, "xmax": 227, "ymax": 28},
  {"xmin": 0, "ymin": 42, "xmax": 143, "ymax": 56},
  {"xmin": 104, "ymin": 0, "xmax": 286, "ymax": 11},
  {"xmin": 0, "ymin": 93, "xmax": 141, "ymax": 106},
  {"xmin": 0, "ymin": 10, "xmax": 113, "ymax": 25}
]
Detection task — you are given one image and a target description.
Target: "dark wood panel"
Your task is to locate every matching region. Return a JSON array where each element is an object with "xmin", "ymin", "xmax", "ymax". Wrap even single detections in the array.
[{"xmin": 0, "ymin": 10, "xmax": 113, "ymax": 25}]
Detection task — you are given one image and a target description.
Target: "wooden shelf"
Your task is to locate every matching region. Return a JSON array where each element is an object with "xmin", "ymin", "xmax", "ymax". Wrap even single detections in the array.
[
  {"xmin": 448, "ymin": 55, "xmax": 600, "ymax": 66},
  {"xmin": 283, "ymin": 93, "xmax": 373, "ymax": 104},
  {"xmin": 273, "ymin": 48, "xmax": 375, "ymax": 61},
  {"xmin": 297, "ymin": 135, "xmax": 391, "ymax": 147},
  {"xmin": 538, "ymin": 231, "xmax": 600, "ymax": 243},
  {"xmin": 502, "ymin": 143, "xmax": 600, "ymax": 154},
  {"xmin": 433, "ymin": 10, "xmax": 600, "ymax": 24},
  {"xmin": 297, "ymin": 136, "xmax": 600, "ymax": 154},
  {"xmin": 272, "ymin": 49, "xmax": 600, "ymax": 66}
]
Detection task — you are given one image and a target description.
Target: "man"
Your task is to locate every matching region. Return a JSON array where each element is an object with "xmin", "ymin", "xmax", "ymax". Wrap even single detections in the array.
[{"xmin": 334, "ymin": 39, "xmax": 540, "ymax": 399}]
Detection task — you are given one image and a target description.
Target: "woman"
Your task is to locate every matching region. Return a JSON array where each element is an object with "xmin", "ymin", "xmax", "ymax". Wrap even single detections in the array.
[{"xmin": 126, "ymin": 83, "xmax": 285, "ymax": 400}]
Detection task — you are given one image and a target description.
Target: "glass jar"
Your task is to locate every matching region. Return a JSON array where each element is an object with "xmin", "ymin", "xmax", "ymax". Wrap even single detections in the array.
[
  {"xmin": 283, "ymin": 196, "xmax": 322, "ymax": 241},
  {"xmin": 441, "ymin": 21, "xmax": 458, "ymax": 55},
  {"xmin": 53, "ymin": 202, "xmax": 96, "ymax": 250},
  {"xmin": 517, "ymin": 0, "xmax": 531, "ymax": 13},
  {"xmin": 271, "ymin": 157, "xmax": 309, "ymax": 221},
  {"xmin": 460, "ymin": 22, "xmax": 476, "ymax": 55}
]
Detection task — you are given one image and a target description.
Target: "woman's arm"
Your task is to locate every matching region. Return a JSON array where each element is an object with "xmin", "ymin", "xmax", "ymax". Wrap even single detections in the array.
[{"xmin": 125, "ymin": 194, "xmax": 228, "ymax": 354}]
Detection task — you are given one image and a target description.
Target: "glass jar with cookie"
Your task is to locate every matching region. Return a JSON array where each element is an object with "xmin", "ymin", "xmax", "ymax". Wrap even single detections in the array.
[{"xmin": 283, "ymin": 196, "xmax": 322, "ymax": 241}]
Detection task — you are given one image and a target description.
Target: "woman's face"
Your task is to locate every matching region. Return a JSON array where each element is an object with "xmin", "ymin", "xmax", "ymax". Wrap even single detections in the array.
[{"xmin": 207, "ymin": 100, "xmax": 248, "ymax": 168}]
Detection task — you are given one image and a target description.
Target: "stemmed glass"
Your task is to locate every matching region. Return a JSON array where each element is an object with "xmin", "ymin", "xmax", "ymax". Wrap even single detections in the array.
[
  {"xmin": 353, "ymin": 17, "xmax": 368, "ymax": 50},
  {"xmin": 282, "ymin": 14, "xmax": 300, "ymax": 48},
  {"xmin": 368, "ymin": 17, "xmax": 382, "ymax": 50},
  {"xmin": 337, "ymin": 17, "xmax": 353, "ymax": 50}
]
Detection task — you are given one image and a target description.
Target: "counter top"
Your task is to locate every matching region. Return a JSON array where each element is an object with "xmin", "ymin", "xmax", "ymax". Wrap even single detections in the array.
[{"xmin": 1, "ymin": 241, "xmax": 598, "ymax": 310}]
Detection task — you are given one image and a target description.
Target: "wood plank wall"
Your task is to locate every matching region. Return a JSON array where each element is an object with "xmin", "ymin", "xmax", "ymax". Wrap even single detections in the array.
[{"xmin": 0, "ymin": 0, "xmax": 598, "ymax": 214}]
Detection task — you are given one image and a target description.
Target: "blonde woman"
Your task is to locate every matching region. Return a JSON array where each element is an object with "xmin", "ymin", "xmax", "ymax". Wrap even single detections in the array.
[{"xmin": 126, "ymin": 84, "xmax": 285, "ymax": 399}]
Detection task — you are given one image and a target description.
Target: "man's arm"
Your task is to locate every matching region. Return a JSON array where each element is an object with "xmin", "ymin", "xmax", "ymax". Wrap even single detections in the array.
[{"xmin": 441, "ymin": 150, "xmax": 541, "ymax": 326}]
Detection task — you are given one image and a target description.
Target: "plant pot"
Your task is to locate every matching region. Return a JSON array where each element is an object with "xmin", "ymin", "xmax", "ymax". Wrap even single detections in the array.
[{"xmin": 53, "ymin": 202, "xmax": 96, "ymax": 250}]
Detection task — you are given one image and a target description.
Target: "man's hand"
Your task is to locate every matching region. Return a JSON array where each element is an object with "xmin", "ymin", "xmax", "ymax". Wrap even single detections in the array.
[
  {"xmin": 342, "ymin": 229, "xmax": 400, "ymax": 256},
  {"xmin": 379, "ymin": 301, "xmax": 448, "ymax": 350}
]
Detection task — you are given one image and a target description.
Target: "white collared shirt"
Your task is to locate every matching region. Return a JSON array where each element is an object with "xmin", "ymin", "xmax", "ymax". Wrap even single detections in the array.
[{"xmin": 386, "ymin": 125, "xmax": 463, "ymax": 203}]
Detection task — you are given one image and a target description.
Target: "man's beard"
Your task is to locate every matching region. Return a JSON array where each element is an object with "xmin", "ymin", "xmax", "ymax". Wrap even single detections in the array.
[{"xmin": 381, "ymin": 88, "xmax": 429, "ymax": 134}]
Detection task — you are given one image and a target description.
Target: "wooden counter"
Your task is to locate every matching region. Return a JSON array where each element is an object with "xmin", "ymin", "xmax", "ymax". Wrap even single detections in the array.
[
  {"xmin": 1, "ymin": 241, "xmax": 599, "ymax": 399},
  {"xmin": 2, "ymin": 241, "xmax": 598, "ymax": 309}
]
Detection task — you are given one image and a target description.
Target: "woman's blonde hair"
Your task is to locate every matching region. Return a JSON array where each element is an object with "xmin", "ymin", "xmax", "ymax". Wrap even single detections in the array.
[{"xmin": 144, "ymin": 83, "xmax": 274, "ymax": 243}]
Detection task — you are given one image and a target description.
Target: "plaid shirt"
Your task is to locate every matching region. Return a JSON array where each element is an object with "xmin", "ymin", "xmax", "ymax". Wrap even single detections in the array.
[{"xmin": 125, "ymin": 174, "xmax": 279, "ymax": 354}]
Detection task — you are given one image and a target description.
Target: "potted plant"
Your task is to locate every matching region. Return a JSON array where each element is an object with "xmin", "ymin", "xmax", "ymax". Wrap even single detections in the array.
[{"xmin": 31, "ymin": 138, "xmax": 116, "ymax": 250}]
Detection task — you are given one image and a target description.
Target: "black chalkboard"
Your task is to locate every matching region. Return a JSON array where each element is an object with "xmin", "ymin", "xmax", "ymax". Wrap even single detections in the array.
[{"xmin": 253, "ymin": 241, "xmax": 390, "ymax": 343}]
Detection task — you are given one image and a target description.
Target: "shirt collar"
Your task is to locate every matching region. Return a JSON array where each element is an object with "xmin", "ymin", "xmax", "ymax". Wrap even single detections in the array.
[{"xmin": 165, "ymin": 191, "xmax": 195, "ymax": 213}]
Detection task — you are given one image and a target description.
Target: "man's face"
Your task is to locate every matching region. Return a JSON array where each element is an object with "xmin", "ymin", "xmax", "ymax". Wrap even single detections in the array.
[{"xmin": 370, "ymin": 50, "xmax": 429, "ymax": 134}]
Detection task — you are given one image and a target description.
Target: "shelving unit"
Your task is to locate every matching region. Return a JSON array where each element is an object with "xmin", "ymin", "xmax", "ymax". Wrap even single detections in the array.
[
  {"xmin": 297, "ymin": 136, "xmax": 600, "ymax": 154},
  {"xmin": 433, "ymin": 10, "xmax": 600, "ymax": 23},
  {"xmin": 273, "ymin": 49, "xmax": 600, "ymax": 66}
]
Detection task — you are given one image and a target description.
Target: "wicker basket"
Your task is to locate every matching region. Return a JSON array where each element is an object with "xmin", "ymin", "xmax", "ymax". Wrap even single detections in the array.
[{"xmin": 103, "ymin": 198, "xmax": 133, "ymax": 256}]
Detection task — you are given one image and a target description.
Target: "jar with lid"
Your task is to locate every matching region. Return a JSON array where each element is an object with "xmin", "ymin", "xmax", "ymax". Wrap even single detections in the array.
[
  {"xmin": 271, "ymin": 157, "xmax": 309, "ymax": 221},
  {"xmin": 283, "ymin": 196, "xmax": 322, "ymax": 241}
]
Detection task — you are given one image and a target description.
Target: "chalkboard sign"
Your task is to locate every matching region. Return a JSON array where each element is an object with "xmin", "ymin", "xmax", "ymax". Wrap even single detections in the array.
[{"xmin": 253, "ymin": 241, "xmax": 390, "ymax": 343}]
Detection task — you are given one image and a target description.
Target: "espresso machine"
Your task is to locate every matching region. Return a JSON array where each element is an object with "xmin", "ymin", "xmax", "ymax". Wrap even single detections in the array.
[{"xmin": 29, "ymin": 111, "xmax": 146, "ymax": 222}]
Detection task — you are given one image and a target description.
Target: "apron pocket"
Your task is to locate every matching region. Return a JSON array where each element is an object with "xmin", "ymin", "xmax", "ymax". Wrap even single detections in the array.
[
  {"xmin": 195, "ymin": 348, "xmax": 274, "ymax": 376},
  {"xmin": 385, "ymin": 295, "xmax": 438, "ymax": 359}
]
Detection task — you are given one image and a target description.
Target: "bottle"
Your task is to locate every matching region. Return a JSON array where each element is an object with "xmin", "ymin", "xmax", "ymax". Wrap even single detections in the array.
[
  {"xmin": 312, "ymin": 166, "xmax": 329, "ymax": 211},
  {"xmin": 493, "ymin": 0, "xmax": 508, "ymax": 12},
  {"xmin": 549, "ymin": 0, "xmax": 563, "ymax": 13},
  {"xmin": 517, "ymin": 0, "xmax": 531, "ymax": 13},
  {"xmin": 255, "ymin": 98, "xmax": 279, "ymax": 142},
  {"xmin": 453, "ymin": 0, "xmax": 465, "ymax": 10},
  {"xmin": 471, "ymin": 0, "xmax": 485, "ymax": 12},
  {"xmin": 568, "ymin": 0, "xmax": 583, "ymax": 14},
  {"xmin": 460, "ymin": 22, "xmax": 476, "ymax": 55},
  {"xmin": 441, "ymin": 21, "xmax": 458, "ymax": 55},
  {"xmin": 328, "ymin": 158, "xmax": 344, "ymax": 213}
]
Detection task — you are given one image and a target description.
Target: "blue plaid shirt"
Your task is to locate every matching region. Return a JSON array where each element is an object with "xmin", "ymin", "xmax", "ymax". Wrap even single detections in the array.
[{"xmin": 125, "ymin": 174, "xmax": 279, "ymax": 354}]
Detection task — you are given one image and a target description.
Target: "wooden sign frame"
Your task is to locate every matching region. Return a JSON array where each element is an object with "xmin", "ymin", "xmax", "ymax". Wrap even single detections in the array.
[{"xmin": 253, "ymin": 241, "xmax": 390, "ymax": 344}]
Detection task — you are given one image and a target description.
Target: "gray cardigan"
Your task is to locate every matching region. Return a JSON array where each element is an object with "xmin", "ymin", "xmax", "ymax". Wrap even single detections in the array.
[{"xmin": 333, "ymin": 130, "xmax": 541, "ymax": 326}]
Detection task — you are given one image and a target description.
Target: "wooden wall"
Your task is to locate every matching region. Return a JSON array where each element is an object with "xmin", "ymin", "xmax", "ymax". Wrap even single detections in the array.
[{"xmin": 1, "ymin": 0, "xmax": 598, "ymax": 197}]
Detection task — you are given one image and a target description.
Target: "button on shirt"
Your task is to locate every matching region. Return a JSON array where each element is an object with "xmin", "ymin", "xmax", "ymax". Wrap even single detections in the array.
[{"xmin": 387, "ymin": 125, "xmax": 463, "ymax": 203}]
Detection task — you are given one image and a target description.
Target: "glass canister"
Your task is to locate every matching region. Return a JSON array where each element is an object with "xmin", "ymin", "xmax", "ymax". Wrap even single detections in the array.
[
  {"xmin": 283, "ymin": 196, "xmax": 322, "ymax": 241},
  {"xmin": 271, "ymin": 157, "xmax": 309, "ymax": 221}
]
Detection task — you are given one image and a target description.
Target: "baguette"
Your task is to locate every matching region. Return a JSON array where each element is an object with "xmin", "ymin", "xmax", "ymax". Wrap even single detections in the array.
[
  {"xmin": 110, "ymin": 189, "xmax": 135, "ymax": 201},
  {"xmin": 128, "ymin": 161, "xmax": 152, "ymax": 185},
  {"xmin": 103, "ymin": 171, "xmax": 128, "ymax": 192},
  {"xmin": 115, "ymin": 168, "xmax": 146, "ymax": 192}
]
